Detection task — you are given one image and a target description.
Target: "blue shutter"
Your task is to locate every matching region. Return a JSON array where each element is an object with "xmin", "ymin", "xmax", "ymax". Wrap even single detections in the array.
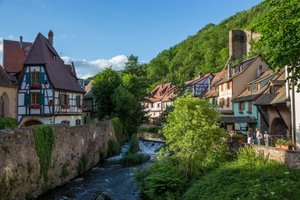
[
  {"xmin": 39, "ymin": 93, "xmax": 44, "ymax": 105},
  {"xmin": 25, "ymin": 93, "xmax": 30, "ymax": 105},
  {"xmin": 39, "ymin": 73, "xmax": 45, "ymax": 84},
  {"xmin": 25, "ymin": 73, "xmax": 30, "ymax": 84}
]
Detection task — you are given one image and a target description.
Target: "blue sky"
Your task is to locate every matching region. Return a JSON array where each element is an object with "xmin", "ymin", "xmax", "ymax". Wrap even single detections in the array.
[{"xmin": 0, "ymin": 0, "xmax": 263, "ymax": 78}]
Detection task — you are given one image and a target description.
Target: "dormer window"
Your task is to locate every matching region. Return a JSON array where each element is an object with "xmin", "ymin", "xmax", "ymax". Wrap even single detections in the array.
[
  {"xmin": 247, "ymin": 85, "xmax": 251, "ymax": 92},
  {"xmin": 256, "ymin": 83, "xmax": 260, "ymax": 91}
]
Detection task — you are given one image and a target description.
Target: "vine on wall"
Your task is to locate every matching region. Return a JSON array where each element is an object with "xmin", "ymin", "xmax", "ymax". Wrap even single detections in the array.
[{"xmin": 32, "ymin": 125, "xmax": 55, "ymax": 179}]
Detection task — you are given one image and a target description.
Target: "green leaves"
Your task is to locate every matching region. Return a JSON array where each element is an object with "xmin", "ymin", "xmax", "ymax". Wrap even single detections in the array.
[{"xmin": 163, "ymin": 95, "xmax": 228, "ymax": 176}]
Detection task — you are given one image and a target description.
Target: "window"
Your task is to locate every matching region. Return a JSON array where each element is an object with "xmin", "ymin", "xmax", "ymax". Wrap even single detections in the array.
[
  {"xmin": 248, "ymin": 101, "xmax": 252, "ymax": 113},
  {"xmin": 76, "ymin": 119, "xmax": 81, "ymax": 126},
  {"xmin": 238, "ymin": 102, "xmax": 245, "ymax": 112},
  {"xmin": 221, "ymin": 84, "xmax": 224, "ymax": 91},
  {"xmin": 31, "ymin": 93, "xmax": 40, "ymax": 104},
  {"xmin": 247, "ymin": 85, "xmax": 251, "ymax": 92},
  {"xmin": 219, "ymin": 98, "xmax": 225, "ymax": 107},
  {"xmin": 31, "ymin": 72, "xmax": 40, "ymax": 83},
  {"xmin": 61, "ymin": 120, "xmax": 70, "ymax": 126},
  {"xmin": 60, "ymin": 94, "xmax": 69, "ymax": 105},
  {"xmin": 157, "ymin": 103, "xmax": 160, "ymax": 108},
  {"xmin": 76, "ymin": 95, "xmax": 81, "ymax": 107},
  {"xmin": 227, "ymin": 82, "xmax": 231, "ymax": 90},
  {"xmin": 226, "ymin": 97, "xmax": 230, "ymax": 107},
  {"xmin": 256, "ymin": 83, "xmax": 260, "ymax": 91}
]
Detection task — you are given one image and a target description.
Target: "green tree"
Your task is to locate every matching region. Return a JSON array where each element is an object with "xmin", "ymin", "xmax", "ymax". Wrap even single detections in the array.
[
  {"xmin": 113, "ymin": 85, "xmax": 143, "ymax": 136},
  {"xmin": 252, "ymin": 0, "xmax": 300, "ymax": 88},
  {"xmin": 163, "ymin": 95, "xmax": 228, "ymax": 178},
  {"xmin": 92, "ymin": 68, "xmax": 121, "ymax": 119},
  {"xmin": 124, "ymin": 54, "xmax": 147, "ymax": 76},
  {"xmin": 122, "ymin": 73, "xmax": 148, "ymax": 99}
]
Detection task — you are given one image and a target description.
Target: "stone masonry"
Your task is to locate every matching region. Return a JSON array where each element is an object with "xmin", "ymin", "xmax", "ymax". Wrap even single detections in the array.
[{"xmin": 0, "ymin": 120, "xmax": 116, "ymax": 200}]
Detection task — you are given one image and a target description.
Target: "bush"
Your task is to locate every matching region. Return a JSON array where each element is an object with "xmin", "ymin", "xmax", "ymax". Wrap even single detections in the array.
[
  {"xmin": 128, "ymin": 136, "xmax": 139, "ymax": 154},
  {"xmin": 122, "ymin": 153, "xmax": 150, "ymax": 167},
  {"xmin": 0, "ymin": 117, "xmax": 18, "ymax": 130},
  {"xmin": 107, "ymin": 139, "xmax": 120, "ymax": 157},
  {"xmin": 135, "ymin": 158, "xmax": 188, "ymax": 200},
  {"xmin": 183, "ymin": 147, "xmax": 300, "ymax": 200}
]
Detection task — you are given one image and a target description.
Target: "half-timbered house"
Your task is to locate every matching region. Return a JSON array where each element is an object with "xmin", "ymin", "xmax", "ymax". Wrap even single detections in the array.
[
  {"xmin": 185, "ymin": 73, "xmax": 213, "ymax": 97},
  {"xmin": 17, "ymin": 31, "xmax": 85, "ymax": 126}
]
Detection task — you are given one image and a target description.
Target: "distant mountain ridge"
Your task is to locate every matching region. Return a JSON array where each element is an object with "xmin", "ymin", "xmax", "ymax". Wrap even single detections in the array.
[{"xmin": 146, "ymin": 0, "xmax": 270, "ymax": 87}]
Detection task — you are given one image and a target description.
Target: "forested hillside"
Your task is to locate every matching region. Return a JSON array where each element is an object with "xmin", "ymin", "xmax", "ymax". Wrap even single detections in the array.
[{"xmin": 146, "ymin": 0, "xmax": 271, "ymax": 87}]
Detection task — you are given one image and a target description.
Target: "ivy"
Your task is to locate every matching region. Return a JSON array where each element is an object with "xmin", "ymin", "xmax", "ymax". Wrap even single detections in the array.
[{"xmin": 32, "ymin": 125, "xmax": 55, "ymax": 179}]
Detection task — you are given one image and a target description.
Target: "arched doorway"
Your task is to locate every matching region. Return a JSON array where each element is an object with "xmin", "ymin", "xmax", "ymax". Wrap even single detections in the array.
[
  {"xmin": 271, "ymin": 118, "xmax": 286, "ymax": 136},
  {"xmin": 22, "ymin": 119, "xmax": 43, "ymax": 127},
  {"xmin": 0, "ymin": 93, "xmax": 9, "ymax": 117}
]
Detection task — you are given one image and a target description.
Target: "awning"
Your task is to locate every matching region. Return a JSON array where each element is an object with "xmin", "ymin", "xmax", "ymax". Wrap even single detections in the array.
[{"xmin": 221, "ymin": 116, "xmax": 257, "ymax": 124}]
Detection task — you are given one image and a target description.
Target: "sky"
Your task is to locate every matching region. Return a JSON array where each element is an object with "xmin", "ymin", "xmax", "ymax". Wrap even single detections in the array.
[{"xmin": 0, "ymin": 0, "xmax": 263, "ymax": 78}]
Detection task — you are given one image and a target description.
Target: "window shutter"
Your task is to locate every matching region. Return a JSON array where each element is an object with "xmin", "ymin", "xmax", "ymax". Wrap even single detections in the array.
[
  {"xmin": 59, "ymin": 94, "xmax": 64, "ymax": 105},
  {"xmin": 39, "ymin": 93, "xmax": 44, "ymax": 105},
  {"xmin": 39, "ymin": 73, "xmax": 45, "ymax": 84},
  {"xmin": 66, "ymin": 95, "xmax": 69, "ymax": 105},
  {"xmin": 25, "ymin": 93, "xmax": 30, "ymax": 105},
  {"xmin": 25, "ymin": 73, "xmax": 30, "ymax": 84},
  {"xmin": 76, "ymin": 96, "xmax": 81, "ymax": 107}
]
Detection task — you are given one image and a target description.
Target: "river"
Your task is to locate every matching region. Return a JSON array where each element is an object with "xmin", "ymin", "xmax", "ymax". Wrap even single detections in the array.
[{"xmin": 38, "ymin": 140, "xmax": 163, "ymax": 200}]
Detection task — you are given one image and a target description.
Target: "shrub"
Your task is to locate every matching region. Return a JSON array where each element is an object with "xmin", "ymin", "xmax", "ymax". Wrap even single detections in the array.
[
  {"xmin": 139, "ymin": 126, "xmax": 162, "ymax": 134},
  {"xmin": 107, "ymin": 139, "xmax": 120, "ymax": 157},
  {"xmin": 122, "ymin": 153, "xmax": 150, "ymax": 167},
  {"xmin": 128, "ymin": 136, "xmax": 139, "ymax": 154},
  {"xmin": 0, "ymin": 117, "xmax": 18, "ymax": 130},
  {"xmin": 77, "ymin": 154, "xmax": 88, "ymax": 174},
  {"xmin": 183, "ymin": 147, "xmax": 300, "ymax": 200},
  {"xmin": 135, "ymin": 158, "xmax": 188, "ymax": 200}
]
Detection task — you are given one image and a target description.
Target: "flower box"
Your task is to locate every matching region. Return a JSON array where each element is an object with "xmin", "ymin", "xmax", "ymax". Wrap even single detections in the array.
[
  {"xmin": 275, "ymin": 139, "xmax": 292, "ymax": 150},
  {"xmin": 61, "ymin": 104, "xmax": 70, "ymax": 109},
  {"xmin": 30, "ymin": 83, "xmax": 41, "ymax": 89},
  {"xmin": 78, "ymin": 105, "xmax": 84, "ymax": 109},
  {"xmin": 30, "ymin": 104, "xmax": 41, "ymax": 109}
]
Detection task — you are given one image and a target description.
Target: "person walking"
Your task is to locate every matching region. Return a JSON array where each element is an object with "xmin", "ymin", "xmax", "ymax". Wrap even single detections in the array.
[
  {"xmin": 264, "ymin": 130, "xmax": 270, "ymax": 146},
  {"xmin": 256, "ymin": 128, "xmax": 263, "ymax": 145},
  {"xmin": 247, "ymin": 128, "xmax": 253, "ymax": 145}
]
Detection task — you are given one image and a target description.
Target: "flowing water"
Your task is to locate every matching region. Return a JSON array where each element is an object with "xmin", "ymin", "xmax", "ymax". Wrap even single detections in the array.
[{"xmin": 38, "ymin": 140, "xmax": 163, "ymax": 200}]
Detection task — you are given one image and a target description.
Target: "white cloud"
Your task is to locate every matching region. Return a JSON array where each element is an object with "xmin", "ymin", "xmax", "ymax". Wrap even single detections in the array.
[
  {"xmin": 61, "ymin": 55, "xmax": 128, "ymax": 79},
  {"xmin": 0, "ymin": 37, "xmax": 3, "ymax": 53}
]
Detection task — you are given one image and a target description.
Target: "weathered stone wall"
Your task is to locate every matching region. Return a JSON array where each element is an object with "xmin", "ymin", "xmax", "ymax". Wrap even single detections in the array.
[
  {"xmin": 252, "ymin": 145, "xmax": 300, "ymax": 169},
  {"xmin": 0, "ymin": 121, "xmax": 116, "ymax": 200}
]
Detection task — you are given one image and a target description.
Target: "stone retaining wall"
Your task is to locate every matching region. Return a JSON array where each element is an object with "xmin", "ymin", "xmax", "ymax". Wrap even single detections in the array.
[
  {"xmin": 252, "ymin": 145, "xmax": 300, "ymax": 169},
  {"xmin": 0, "ymin": 121, "xmax": 116, "ymax": 200}
]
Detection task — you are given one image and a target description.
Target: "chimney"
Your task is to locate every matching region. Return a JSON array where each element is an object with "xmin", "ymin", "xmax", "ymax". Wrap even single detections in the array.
[
  {"xmin": 19, "ymin": 36, "xmax": 23, "ymax": 49},
  {"xmin": 198, "ymin": 71, "xmax": 203, "ymax": 77},
  {"xmin": 48, "ymin": 30, "xmax": 53, "ymax": 46}
]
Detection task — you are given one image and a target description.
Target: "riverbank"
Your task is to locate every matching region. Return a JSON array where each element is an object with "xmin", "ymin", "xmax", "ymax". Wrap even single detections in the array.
[{"xmin": 38, "ymin": 140, "xmax": 163, "ymax": 200}]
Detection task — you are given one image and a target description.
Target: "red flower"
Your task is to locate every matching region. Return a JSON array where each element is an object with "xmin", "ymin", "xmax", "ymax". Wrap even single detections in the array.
[
  {"xmin": 30, "ymin": 104, "xmax": 41, "ymax": 109},
  {"xmin": 61, "ymin": 104, "xmax": 70, "ymax": 109},
  {"xmin": 30, "ymin": 83, "xmax": 41, "ymax": 89}
]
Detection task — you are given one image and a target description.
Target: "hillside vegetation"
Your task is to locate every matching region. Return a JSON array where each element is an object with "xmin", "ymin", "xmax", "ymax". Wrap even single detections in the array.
[{"xmin": 146, "ymin": 0, "xmax": 271, "ymax": 87}]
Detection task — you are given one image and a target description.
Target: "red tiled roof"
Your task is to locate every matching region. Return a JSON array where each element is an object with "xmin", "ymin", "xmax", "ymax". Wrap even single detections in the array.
[
  {"xmin": 3, "ymin": 39, "xmax": 32, "ymax": 73},
  {"xmin": 0, "ymin": 65, "xmax": 17, "ymax": 88},
  {"xmin": 24, "ymin": 33, "xmax": 84, "ymax": 93},
  {"xmin": 147, "ymin": 83, "xmax": 177, "ymax": 102},
  {"xmin": 211, "ymin": 70, "xmax": 227, "ymax": 86}
]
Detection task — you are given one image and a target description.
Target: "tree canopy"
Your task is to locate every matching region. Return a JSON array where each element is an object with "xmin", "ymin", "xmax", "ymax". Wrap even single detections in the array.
[
  {"xmin": 252, "ymin": 0, "xmax": 300, "ymax": 88},
  {"xmin": 163, "ymin": 95, "xmax": 228, "ymax": 177}
]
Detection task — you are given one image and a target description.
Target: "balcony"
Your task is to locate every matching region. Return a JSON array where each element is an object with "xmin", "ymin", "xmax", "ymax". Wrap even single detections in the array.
[{"xmin": 61, "ymin": 104, "xmax": 70, "ymax": 109}]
